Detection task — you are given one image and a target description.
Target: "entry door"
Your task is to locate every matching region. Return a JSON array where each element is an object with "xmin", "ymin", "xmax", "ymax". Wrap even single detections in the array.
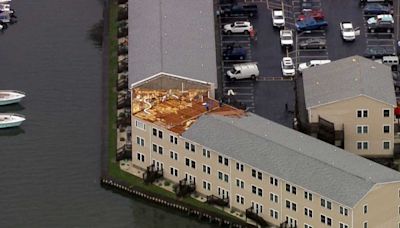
[
  {"xmin": 286, "ymin": 216, "xmax": 297, "ymax": 227},
  {"xmin": 251, "ymin": 201, "xmax": 263, "ymax": 214},
  {"xmin": 185, "ymin": 173, "xmax": 196, "ymax": 183}
]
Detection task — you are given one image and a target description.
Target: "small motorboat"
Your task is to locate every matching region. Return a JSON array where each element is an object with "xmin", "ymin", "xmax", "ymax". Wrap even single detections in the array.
[
  {"xmin": 0, "ymin": 90, "xmax": 25, "ymax": 105},
  {"xmin": 0, "ymin": 113, "xmax": 25, "ymax": 129},
  {"xmin": 0, "ymin": 0, "xmax": 11, "ymax": 3}
]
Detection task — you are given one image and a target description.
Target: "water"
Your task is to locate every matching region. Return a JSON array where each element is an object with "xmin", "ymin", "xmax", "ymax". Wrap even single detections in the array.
[{"xmin": 0, "ymin": 1, "xmax": 213, "ymax": 227}]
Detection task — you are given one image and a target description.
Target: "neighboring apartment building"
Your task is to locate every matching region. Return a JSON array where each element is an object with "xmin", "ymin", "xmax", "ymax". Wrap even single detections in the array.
[
  {"xmin": 300, "ymin": 55, "xmax": 397, "ymax": 157},
  {"xmin": 128, "ymin": 73, "xmax": 400, "ymax": 228}
]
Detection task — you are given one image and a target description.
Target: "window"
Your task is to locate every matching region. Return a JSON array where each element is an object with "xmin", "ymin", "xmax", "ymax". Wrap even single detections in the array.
[
  {"xmin": 321, "ymin": 198, "xmax": 332, "ymax": 210},
  {"xmin": 202, "ymin": 148, "xmax": 210, "ymax": 158},
  {"xmin": 269, "ymin": 193, "xmax": 278, "ymax": 203},
  {"xmin": 252, "ymin": 169, "xmax": 256, "ymax": 178},
  {"xmin": 383, "ymin": 125, "xmax": 390, "ymax": 133},
  {"xmin": 152, "ymin": 128, "xmax": 157, "ymax": 136},
  {"xmin": 340, "ymin": 206, "xmax": 348, "ymax": 216},
  {"xmin": 170, "ymin": 167, "xmax": 178, "ymax": 177},
  {"xmin": 304, "ymin": 225, "xmax": 313, "ymax": 228},
  {"xmin": 158, "ymin": 146, "xmax": 163, "ymax": 155},
  {"xmin": 270, "ymin": 209, "xmax": 279, "ymax": 219},
  {"xmin": 357, "ymin": 109, "xmax": 368, "ymax": 118},
  {"xmin": 257, "ymin": 171, "xmax": 262, "ymax": 180},
  {"xmin": 363, "ymin": 204, "xmax": 368, "ymax": 214},
  {"xmin": 202, "ymin": 180, "xmax": 211, "ymax": 191},
  {"xmin": 136, "ymin": 152, "xmax": 145, "ymax": 162},
  {"xmin": 218, "ymin": 155, "xmax": 223, "ymax": 163},
  {"xmin": 224, "ymin": 158, "xmax": 229, "ymax": 166},
  {"xmin": 258, "ymin": 188, "xmax": 263, "ymax": 197},
  {"xmin": 363, "ymin": 222, "xmax": 368, "ymax": 228},
  {"xmin": 285, "ymin": 200, "xmax": 296, "ymax": 211},
  {"xmin": 185, "ymin": 142, "xmax": 189, "ymax": 150},
  {"xmin": 136, "ymin": 136, "xmax": 144, "ymax": 146},
  {"xmin": 286, "ymin": 184, "xmax": 290, "ymax": 192},
  {"xmin": 190, "ymin": 144, "xmax": 195, "ymax": 152},
  {"xmin": 224, "ymin": 174, "xmax": 229, "ymax": 182},
  {"xmin": 236, "ymin": 179, "xmax": 244, "ymax": 189},
  {"xmin": 135, "ymin": 120, "xmax": 145, "ymax": 130},
  {"xmin": 236, "ymin": 162, "xmax": 244, "ymax": 172},
  {"xmin": 152, "ymin": 144, "xmax": 157, "ymax": 153},
  {"xmin": 170, "ymin": 151, "xmax": 178, "ymax": 160},
  {"xmin": 185, "ymin": 158, "xmax": 196, "ymax": 169},
  {"xmin": 304, "ymin": 208, "xmax": 313, "ymax": 218},
  {"xmin": 169, "ymin": 135, "xmax": 178, "ymax": 144},
  {"xmin": 252, "ymin": 185, "xmax": 257, "ymax": 194},
  {"xmin": 270, "ymin": 177, "xmax": 278, "ymax": 186},
  {"xmin": 357, "ymin": 125, "xmax": 368, "ymax": 134},
  {"xmin": 357, "ymin": 141, "xmax": 369, "ymax": 150},
  {"xmin": 285, "ymin": 184, "xmax": 296, "ymax": 195},
  {"xmin": 202, "ymin": 164, "xmax": 211, "ymax": 174},
  {"xmin": 292, "ymin": 186, "xmax": 296, "ymax": 195},
  {"xmin": 304, "ymin": 191, "xmax": 313, "ymax": 201},
  {"xmin": 339, "ymin": 223, "xmax": 349, "ymax": 228},
  {"xmin": 236, "ymin": 195, "xmax": 245, "ymax": 205},
  {"xmin": 158, "ymin": 130, "xmax": 163, "ymax": 139},
  {"xmin": 383, "ymin": 109, "xmax": 390, "ymax": 117},
  {"xmin": 218, "ymin": 171, "xmax": 223, "ymax": 180},
  {"xmin": 320, "ymin": 214, "xmax": 332, "ymax": 226}
]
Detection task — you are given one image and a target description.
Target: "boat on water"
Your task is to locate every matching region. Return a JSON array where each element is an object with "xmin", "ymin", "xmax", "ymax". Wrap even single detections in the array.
[
  {"xmin": 0, "ymin": 0, "xmax": 11, "ymax": 3},
  {"xmin": 0, "ymin": 113, "xmax": 25, "ymax": 128},
  {"xmin": 0, "ymin": 90, "xmax": 25, "ymax": 105}
]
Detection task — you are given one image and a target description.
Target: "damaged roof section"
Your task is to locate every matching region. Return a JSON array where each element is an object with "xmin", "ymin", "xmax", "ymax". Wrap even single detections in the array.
[{"xmin": 132, "ymin": 88, "xmax": 244, "ymax": 134}]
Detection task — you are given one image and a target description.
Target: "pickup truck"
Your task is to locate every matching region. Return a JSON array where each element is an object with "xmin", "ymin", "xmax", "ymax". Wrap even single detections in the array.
[
  {"xmin": 220, "ymin": 4, "xmax": 257, "ymax": 17},
  {"xmin": 367, "ymin": 14, "xmax": 394, "ymax": 33},
  {"xmin": 340, "ymin": 22, "xmax": 359, "ymax": 41},
  {"xmin": 295, "ymin": 18, "xmax": 327, "ymax": 31}
]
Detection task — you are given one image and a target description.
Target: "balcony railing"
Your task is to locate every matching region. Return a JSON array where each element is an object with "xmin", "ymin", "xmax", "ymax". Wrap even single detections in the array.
[
  {"xmin": 245, "ymin": 207, "xmax": 268, "ymax": 227},
  {"xmin": 116, "ymin": 143, "xmax": 132, "ymax": 161},
  {"xmin": 142, "ymin": 164, "xmax": 163, "ymax": 184},
  {"xmin": 175, "ymin": 178, "xmax": 196, "ymax": 197},
  {"xmin": 206, "ymin": 195, "xmax": 229, "ymax": 207}
]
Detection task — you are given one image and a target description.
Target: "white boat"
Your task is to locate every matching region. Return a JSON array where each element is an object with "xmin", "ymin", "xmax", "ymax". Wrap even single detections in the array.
[
  {"xmin": 0, "ymin": 113, "xmax": 25, "ymax": 128},
  {"xmin": 0, "ymin": 90, "xmax": 25, "ymax": 105},
  {"xmin": 0, "ymin": 4, "xmax": 10, "ymax": 11},
  {"xmin": 0, "ymin": 0, "xmax": 11, "ymax": 3}
]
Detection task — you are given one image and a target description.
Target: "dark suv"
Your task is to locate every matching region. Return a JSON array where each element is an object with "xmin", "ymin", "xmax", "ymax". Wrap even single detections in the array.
[{"xmin": 223, "ymin": 47, "xmax": 247, "ymax": 60}]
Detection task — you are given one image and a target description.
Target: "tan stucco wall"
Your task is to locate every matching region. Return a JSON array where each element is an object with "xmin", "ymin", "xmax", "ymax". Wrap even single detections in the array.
[
  {"xmin": 309, "ymin": 96, "xmax": 394, "ymax": 157},
  {"xmin": 353, "ymin": 182, "xmax": 400, "ymax": 228},
  {"xmin": 129, "ymin": 118, "xmax": 358, "ymax": 227}
]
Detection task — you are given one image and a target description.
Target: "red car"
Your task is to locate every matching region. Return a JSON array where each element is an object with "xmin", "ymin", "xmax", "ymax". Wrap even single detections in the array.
[{"xmin": 297, "ymin": 10, "xmax": 324, "ymax": 21}]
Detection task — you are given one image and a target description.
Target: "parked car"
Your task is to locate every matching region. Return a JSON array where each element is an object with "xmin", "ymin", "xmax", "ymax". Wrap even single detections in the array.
[
  {"xmin": 298, "ymin": 60, "xmax": 331, "ymax": 72},
  {"xmin": 360, "ymin": 0, "xmax": 393, "ymax": 5},
  {"xmin": 227, "ymin": 62, "xmax": 259, "ymax": 80},
  {"xmin": 220, "ymin": 4, "xmax": 257, "ymax": 17},
  {"xmin": 364, "ymin": 46, "xmax": 396, "ymax": 59},
  {"xmin": 272, "ymin": 10, "xmax": 285, "ymax": 28},
  {"xmin": 281, "ymin": 57, "xmax": 295, "ymax": 77},
  {"xmin": 295, "ymin": 18, "xmax": 328, "ymax": 31},
  {"xmin": 224, "ymin": 42, "xmax": 243, "ymax": 50},
  {"xmin": 297, "ymin": 9, "xmax": 324, "ymax": 21},
  {"xmin": 223, "ymin": 21, "xmax": 253, "ymax": 34},
  {"xmin": 367, "ymin": 14, "xmax": 394, "ymax": 33},
  {"xmin": 280, "ymin": 29, "xmax": 293, "ymax": 47},
  {"xmin": 223, "ymin": 47, "xmax": 247, "ymax": 60},
  {"xmin": 363, "ymin": 3, "xmax": 392, "ymax": 15},
  {"xmin": 300, "ymin": 0, "xmax": 313, "ymax": 11},
  {"xmin": 298, "ymin": 38, "xmax": 326, "ymax": 49},
  {"xmin": 340, "ymin": 22, "xmax": 359, "ymax": 41}
]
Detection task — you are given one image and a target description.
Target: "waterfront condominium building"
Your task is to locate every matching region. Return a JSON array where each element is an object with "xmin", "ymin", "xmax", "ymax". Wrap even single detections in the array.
[
  {"xmin": 300, "ymin": 55, "xmax": 397, "ymax": 158},
  {"xmin": 128, "ymin": 73, "xmax": 400, "ymax": 227}
]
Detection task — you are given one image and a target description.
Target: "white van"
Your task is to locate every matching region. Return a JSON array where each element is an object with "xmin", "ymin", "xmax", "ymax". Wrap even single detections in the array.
[
  {"xmin": 298, "ymin": 60, "xmax": 331, "ymax": 72},
  {"xmin": 227, "ymin": 63, "xmax": 259, "ymax": 80}
]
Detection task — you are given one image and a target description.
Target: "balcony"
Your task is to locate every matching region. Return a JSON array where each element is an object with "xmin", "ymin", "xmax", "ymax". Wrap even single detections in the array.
[
  {"xmin": 174, "ymin": 178, "xmax": 196, "ymax": 197},
  {"xmin": 116, "ymin": 143, "xmax": 132, "ymax": 161},
  {"xmin": 245, "ymin": 207, "xmax": 267, "ymax": 227},
  {"xmin": 142, "ymin": 164, "xmax": 164, "ymax": 184},
  {"xmin": 309, "ymin": 116, "xmax": 344, "ymax": 149},
  {"xmin": 206, "ymin": 195, "xmax": 229, "ymax": 207},
  {"xmin": 280, "ymin": 221, "xmax": 297, "ymax": 228}
]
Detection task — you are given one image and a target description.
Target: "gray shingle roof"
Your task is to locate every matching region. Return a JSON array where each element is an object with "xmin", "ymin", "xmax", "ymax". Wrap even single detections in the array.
[
  {"xmin": 128, "ymin": 0, "xmax": 218, "ymax": 87},
  {"xmin": 303, "ymin": 55, "xmax": 396, "ymax": 109},
  {"xmin": 183, "ymin": 113, "xmax": 400, "ymax": 207}
]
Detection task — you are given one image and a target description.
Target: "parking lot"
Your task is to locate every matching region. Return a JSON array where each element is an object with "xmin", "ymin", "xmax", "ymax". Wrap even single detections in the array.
[{"xmin": 216, "ymin": 0, "xmax": 400, "ymax": 128}]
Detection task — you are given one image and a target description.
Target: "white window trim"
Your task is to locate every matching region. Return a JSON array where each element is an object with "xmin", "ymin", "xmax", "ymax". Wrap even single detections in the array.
[
  {"xmin": 236, "ymin": 178, "xmax": 245, "ymax": 189},
  {"xmin": 363, "ymin": 204, "xmax": 368, "ymax": 214},
  {"xmin": 383, "ymin": 108, "xmax": 391, "ymax": 117},
  {"xmin": 356, "ymin": 109, "xmax": 369, "ymax": 118},
  {"xmin": 169, "ymin": 166, "xmax": 179, "ymax": 177},
  {"xmin": 363, "ymin": 221, "xmax": 368, "ymax": 228},
  {"xmin": 383, "ymin": 140, "xmax": 391, "ymax": 150},
  {"xmin": 135, "ymin": 120, "xmax": 146, "ymax": 130},
  {"xmin": 357, "ymin": 141, "xmax": 369, "ymax": 150},
  {"xmin": 235, "ymin": 194, "xmax": 245, "ymax": 204},
  {"xmin": 356, "ymin": 125, "xmax": 368, "ymax": 134},
  {"xmin": 383, "ymin": 124, "xmax": 391, "ymax": 133}
]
